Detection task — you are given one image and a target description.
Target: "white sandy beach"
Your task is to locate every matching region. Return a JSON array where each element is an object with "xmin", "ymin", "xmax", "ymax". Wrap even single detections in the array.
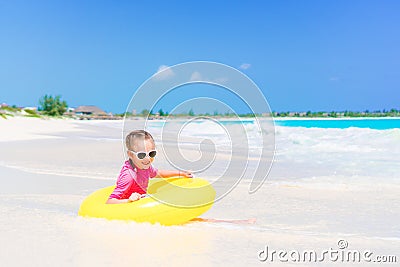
[{"xmin": 0, "ymin": 117, "xmax": 399, "ymax": 266}]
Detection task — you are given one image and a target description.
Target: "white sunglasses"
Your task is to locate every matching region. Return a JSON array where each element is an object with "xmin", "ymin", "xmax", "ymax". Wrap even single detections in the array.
[{"xmin": 129, "ymin": 150, "xmax": 157, "ymax": 159}]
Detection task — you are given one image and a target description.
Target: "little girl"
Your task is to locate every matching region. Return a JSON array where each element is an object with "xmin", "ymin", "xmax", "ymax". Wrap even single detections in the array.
[{"xmin": 106, "ymin": 130, "xmax": 192, "ymax": 204}]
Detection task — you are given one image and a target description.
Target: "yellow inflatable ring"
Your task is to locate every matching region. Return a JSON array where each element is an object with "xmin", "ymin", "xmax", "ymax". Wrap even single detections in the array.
[{"xmin": 78, "ymin": 178, "xmax": 216, "ymax": 225}]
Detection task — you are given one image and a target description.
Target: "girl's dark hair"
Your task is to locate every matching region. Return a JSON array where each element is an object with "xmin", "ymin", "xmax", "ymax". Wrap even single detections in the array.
[{"xmin": 126, "ymin": 130, "xmax": 154, "ymax": 150}]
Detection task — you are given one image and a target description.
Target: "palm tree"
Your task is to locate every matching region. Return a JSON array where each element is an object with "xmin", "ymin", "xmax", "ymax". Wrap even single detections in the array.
[{"xmin": 38, "ymin": 95, "xmax": 68, "ymax": 116}]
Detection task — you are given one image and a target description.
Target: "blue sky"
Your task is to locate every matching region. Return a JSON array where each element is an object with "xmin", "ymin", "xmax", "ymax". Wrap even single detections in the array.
[{"xmin": 0, "ymin": 0, "xmax": 399, "ymax": 113}]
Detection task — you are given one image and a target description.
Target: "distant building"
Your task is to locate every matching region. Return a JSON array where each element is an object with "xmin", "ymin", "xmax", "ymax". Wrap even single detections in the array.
[{"xmin": 74, "ymin": 105, "xmax": 107, "ymax": 116}]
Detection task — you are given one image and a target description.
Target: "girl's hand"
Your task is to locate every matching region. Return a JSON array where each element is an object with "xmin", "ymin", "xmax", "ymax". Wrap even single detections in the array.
[
  {"xmin": 180, "ymin": 170, "xmax": 193, "ymax": 178},
  {"xmin": 128, "ymin": 192, "xmax": 141, "ymax": 202}
]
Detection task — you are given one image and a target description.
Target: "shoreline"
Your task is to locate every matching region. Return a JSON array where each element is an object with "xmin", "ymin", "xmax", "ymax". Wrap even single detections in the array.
[{"xmin": 2, "ymin": 114, "xmax": 400, "ymax": 121}]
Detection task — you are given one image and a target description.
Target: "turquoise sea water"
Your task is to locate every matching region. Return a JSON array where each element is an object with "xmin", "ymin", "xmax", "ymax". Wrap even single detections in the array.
[
  {"xmin": 147, "ymin": 118, "xmax": 400, "ymax": 130},
  {"xmin": 274, "ymin": 118, "xmax": 400, "ymax": 130}
]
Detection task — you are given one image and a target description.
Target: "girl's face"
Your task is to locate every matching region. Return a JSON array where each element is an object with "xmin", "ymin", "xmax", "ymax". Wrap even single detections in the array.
[{"xmin": 128, "ymin": 139, "xmax": 156, "ymax": 169}]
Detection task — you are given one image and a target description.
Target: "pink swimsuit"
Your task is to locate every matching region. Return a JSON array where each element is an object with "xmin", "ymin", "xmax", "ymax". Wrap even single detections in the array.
[{"xmin": 108, "ymin": 160, "xmax": 158, "ymax": 199}]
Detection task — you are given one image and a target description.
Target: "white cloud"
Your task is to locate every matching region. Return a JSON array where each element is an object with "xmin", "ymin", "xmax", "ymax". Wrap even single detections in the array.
[
  {"xmin": 329, "ymin": 77, "xmax": 340, "ymax": 82},
  {"xmin": 240, "ymin": 63, "xmax": 251, "ymax": 70},
  {"xmin": 154, "ymin": 65, "xmax": 175, "ymax": 80},
  {"xmin": 189, "ymin": 71, "xmax": 202, "ymax": 82}
]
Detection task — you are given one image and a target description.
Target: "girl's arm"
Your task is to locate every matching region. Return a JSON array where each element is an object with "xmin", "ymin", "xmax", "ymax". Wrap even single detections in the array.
[
  {"xmin": 155, "ymin": 169, "xmax": 193, "ymax": 178},
  {"xmin": 106, "ymin": 192, "xmax": 143, "ymax": 204},
  {"xmin": 106, "ymin": 198, "xmax": 130, "ymax": 204}
]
